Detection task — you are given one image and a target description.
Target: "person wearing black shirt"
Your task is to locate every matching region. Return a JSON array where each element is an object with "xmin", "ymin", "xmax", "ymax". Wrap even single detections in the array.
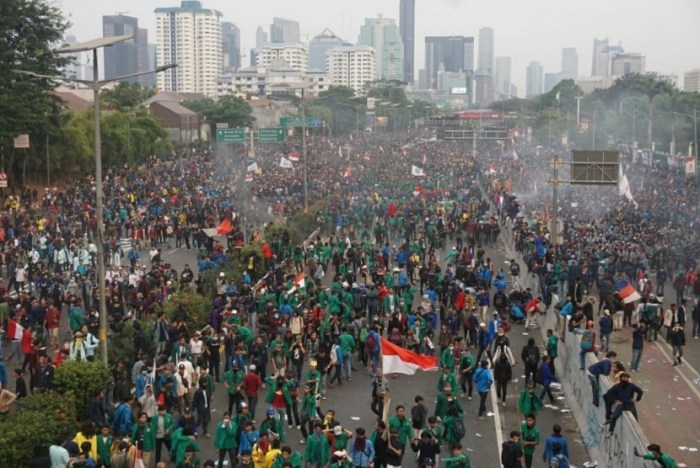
[
  {"xmin": 410, "ymin": 430, "xmax": 441, "ymax": 468},
  {"xmin": 501, "ymin": 431, "xmax": 523, "ymax": 468},
  {"xmin": 605, "ymin": 372, "xmax": 643, "ymax": 435}
]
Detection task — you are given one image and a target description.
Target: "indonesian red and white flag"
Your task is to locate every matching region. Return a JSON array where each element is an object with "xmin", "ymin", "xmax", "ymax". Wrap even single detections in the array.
[
  {"xmin": 7, "ymin": 319, "xmax": 24, "ymax": 340},
  {"xmin": 288, "ymin": 152, "xmax": 300, "ymax": 162},
  {"xmin": 411, "ymin": 165, "xmax": 426, "ymax": 177},
  {"xmin": 244, "ymin": 174, "xmax": 254, "ymax": 182},
  {"xmin": 381, "ymin": 337, "xmax": 438, "ymax": 375},
  {"xmin": 343, "ymin": 166, "xmax": 353, "ymax": 178},
  {"xmin": 618, "ymin": 284, "xmax": 641, "ymax": 304},
  {"xmin": 288, "ymin": 272, "xmax": 306, "ymax": 294}
]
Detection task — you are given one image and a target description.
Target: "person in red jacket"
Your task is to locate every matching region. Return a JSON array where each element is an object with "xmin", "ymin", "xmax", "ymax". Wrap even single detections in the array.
[{"xmin": 242, "ymin": 364, "xmax": 263, "ymax": 419}]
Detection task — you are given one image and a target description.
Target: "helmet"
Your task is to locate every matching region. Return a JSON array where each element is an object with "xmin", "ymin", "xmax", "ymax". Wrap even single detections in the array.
[{"xmin": 266, "ymin": 407, "xmax": 276, "ymax": 416}]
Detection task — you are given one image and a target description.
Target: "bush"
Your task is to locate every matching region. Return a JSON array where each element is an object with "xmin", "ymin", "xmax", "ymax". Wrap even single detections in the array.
[
  {"xmin": 53, "ymin": 360, "xmax": 111, "ymax": 421},
  {"xmin": 107, "ymin": 320, "xmax": 156, "ymax": 368},
  {"xmin": 162, "ymin": 291, "xmax": 211, "ymax": 330},
  {"xmin": 0, "ymin": 392, "xmax": 77, "ymax": 466}
]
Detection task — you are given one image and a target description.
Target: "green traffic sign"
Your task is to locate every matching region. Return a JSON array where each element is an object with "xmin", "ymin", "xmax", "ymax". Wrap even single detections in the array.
[
  {"xmin": 258, "ymin": 127, "xmax": 285, "ymax": 142},
  {"xmin": 279, "ymin": 117, "xmax": 322, "ymax": 128},
  {"xmin": 216, "ymin": 128, "xmax": 245, "ymax": 143}
]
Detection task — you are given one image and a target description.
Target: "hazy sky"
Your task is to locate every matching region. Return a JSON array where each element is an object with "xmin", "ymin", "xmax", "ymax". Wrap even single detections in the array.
[{"xmin": 56, "ymin": 0, "xmax": 700, "ymax": 93}]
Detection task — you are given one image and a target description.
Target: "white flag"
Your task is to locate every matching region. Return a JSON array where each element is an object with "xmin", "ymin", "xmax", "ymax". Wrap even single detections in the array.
[
  {"xmin": 246, "ymin": 162, "xmax": 259, "ymax": 173},
  {"xmin": 411, "ymin": 165, "xmax": 426, "ymax": 177},
  {"xmin": 279, "ymin": 157, "xmax": 294, "ymax": 169},
  {"xmin": 512, "ymin": 148, "xmax": 519, "ymax": 161}
]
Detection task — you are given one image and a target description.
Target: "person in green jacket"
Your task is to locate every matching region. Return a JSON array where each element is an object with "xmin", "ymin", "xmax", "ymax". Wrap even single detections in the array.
[
  {"xmin": 264, "ymin": 376, "xmax": 293, "ymax": 413},
  {"xmin": 436, "ymin": 366, "xmax": 458, "ymax": 393},
  {"xmin": 271, "ymin": 446, "xmax": 304, "ymax": 468},
  {"xmin": 260, "ymin": 407, "xmax": 286, "ymax": 442},
  {"xmin": 440, "ymin": 347, "xmax": 456, "ymax": 373},
  {"xmin": 388, "ymin": 405, "xmax": 412, "ymax": 446},
  {"xmin": 96, "ymin": 425, "xmax": 113, "ymax": 467},
  {"xmin": 435, "ymin": 385, "xmax": 464, "ymax": 421},
  {"xmin": 171, "ymin": 425, "xmax": 201, "ymax": 467},
  {"xmin": 546, "ymin": 329, "xmax": 559, "ymax": 375},
  {"xmin": 633, "ymin": 444, "xmax": 678, "ymax": 468},
  {"xmin": 131, "ymin": 411, "xmax": 156, "ymax": 465},
  {"xmin": 150, "ymin": 405, "xmax": 174, "ymax": 464},
  {"xmin": 214, "ymin": 412, "xmax": 238, "ymax": 467},
  {"xmin": 304, "ymin": 422, "xmax": 331, "ymax": 467},
  {"xmin": 442, "ymin": 443, "xmax": 471, "ymax": 468},
  {"xmin": 517, "ymin": 383, "xmax": 543, "ymax": 417},
  {"xmin": 68, "ymin": 304, "xmax": 84, "ymax": 333},
  {"xmin": 223, "ymin": 363, "xmax": 244, "ymax": 415},
  {"xmin": 520, "ymin": 414, "xmax": 540, "ymax": 468}
]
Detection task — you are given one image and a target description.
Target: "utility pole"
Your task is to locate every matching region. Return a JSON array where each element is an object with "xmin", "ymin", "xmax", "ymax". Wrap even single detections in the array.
[
  {"xmin": 575, "ymin": 95, "xmax": 583, "ymax": 129},
  {"xmin": 301, "ymin": 88, "xmax": 308, "ymax": 211},
  {"xmin": 550, "ymin": 155, "xmax": 561, "ymax": 264}
]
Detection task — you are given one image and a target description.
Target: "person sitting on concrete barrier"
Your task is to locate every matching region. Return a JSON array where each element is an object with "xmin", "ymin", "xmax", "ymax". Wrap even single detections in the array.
[
  {"xmin": 586, "ymin": 351, "xmax": 617, "ymax": 407},
  {"xmin": 604, "ymin": 372, "xmax": 643, "ymax": 436}
]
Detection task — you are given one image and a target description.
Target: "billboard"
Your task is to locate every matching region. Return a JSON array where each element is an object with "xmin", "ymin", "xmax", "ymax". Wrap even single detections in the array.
[
  {"xmin": 570, "ymin": 150, "xmax": 619, "ymax": 185},
  {"xmin": 450, "ymin": 87, "xmax": 468, "ymax": 95}
]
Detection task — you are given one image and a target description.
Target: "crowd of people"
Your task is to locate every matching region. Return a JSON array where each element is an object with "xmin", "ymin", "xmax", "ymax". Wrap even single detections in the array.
[{"xmin": 0, "ymin": 120, "xmax": 695, "ymax": 468}]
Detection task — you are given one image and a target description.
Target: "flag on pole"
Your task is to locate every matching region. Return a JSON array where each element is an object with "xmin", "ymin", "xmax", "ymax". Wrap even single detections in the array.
[
  {"xmin": 246, "ymin": 162, "xmax": 259, "ymax": 172},
  {"xmin": 280, "ymin": 157, "xmax": 294, "ymax": 169},
  {"xmin": 288, "ymin": 272, "xmax": 306, "ymax": 294},
  {"xmin": 686, "ymin": 156, "xmax": 697, "ymax": 176},
  {"xmin": 381, "ymin": 337, "xmax": 438, "ymax": 375},
  {"xmin": 245, "ymin": 174, "xmax": 254, "ymax": 182},
  {"xmin": 411, "ymin": 165, "xmax": 426, "ymax": 177},
  {"xmin": 618, "ymin": 284, "xmax": 641, "ymax": 304},
  {"xmin": 288, "ymin": 152, "xmax": 300, "ymax": 162},
  {"xmin": 338, "ymin": 145, "xmax": 343, "ymax": 158},
  {"xmin": 512, "ymin": 147, "xmax": 519, "ymax": 161},
  {"xmin": 7, "ymin": 319, "xmax": 24, "ymax": 340},
  {"xmin": 412, "ymin": 186, "xmax": 425, "ymax": 197},
  {"xmin": 217, "ymin": 218, "xmax": 233, "ymax": 235}
]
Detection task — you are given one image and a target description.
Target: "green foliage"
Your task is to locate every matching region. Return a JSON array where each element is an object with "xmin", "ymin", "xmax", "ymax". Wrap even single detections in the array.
[
  {"xmin": 162, "ymin": 292, "xmax": 210, "ymax": 330},
  {"xmin": 101, "ymin": 82, "xmax": 156, "ymax": 111},
  {"xmin": 264, "ymin": 223, "xmax": 292, "ymax": 244},
  {"xmin": 185, "ymin": 95, "xmax": 255, "ymax": 132},
  {"xmin": 0, "ymin": 392, "xmax": 77, "ymax": 467},
  {"xmin": 53, "ymin": 360, "xmax": 110, "ymax": 421},
  {"xmin": 107, "ymin": 319, "xmax": 156, "ymax": 367}
]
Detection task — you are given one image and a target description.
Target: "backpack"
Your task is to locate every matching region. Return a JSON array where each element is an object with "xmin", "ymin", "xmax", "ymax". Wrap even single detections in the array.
[
  {"xmin": 580, "ymin": 329, "xmax": 594, "ymax": 351},
  {"xmin": 452, "ymin": 418, "xmax": 466, "ymax": 441},
  {"xmin": 549, "ymin": 453, "xmax": 570, "ymax": 468},
  {"xmin": 526, "ymin": 347, "xmax": 538, "ymax": 366}
]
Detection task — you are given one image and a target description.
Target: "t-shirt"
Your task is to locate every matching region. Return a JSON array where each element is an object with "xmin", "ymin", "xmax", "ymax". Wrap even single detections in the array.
[{"xmin": 49, "ymin": 444, "xmax": 70, "ymax": 468}]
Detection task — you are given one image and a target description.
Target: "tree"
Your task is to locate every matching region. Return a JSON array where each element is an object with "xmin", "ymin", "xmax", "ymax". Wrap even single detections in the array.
[
  {"xmin": 0, "ymin": 0, "xmax": 69, "ymax": 174},
  {"xmin": 101, "ymin": 82, "xmax": 156, "ymax": 111},
  {"xmin": 53, "ymin": 360, "xmax": 111, "ymax": 420},
  {"xmin": 185, "ymin": 95, "xmax": 254, "ymax": 132}
]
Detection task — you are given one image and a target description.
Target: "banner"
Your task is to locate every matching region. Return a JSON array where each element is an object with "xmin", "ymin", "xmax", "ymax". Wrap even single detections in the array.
[
  {"xmin": 246, "ymin": 162, "xmax": 258, "ymax": 172},
  {"xmin": 686, "ymin": 156, "xmax": 697, "ymax": 177},
  {"xmin": 411, "ymin": 165, "xmax": 426, "ymax": 177},
  {"xmin": 279, "ymin": 157, "xmax": 294, "ymax": 169}
]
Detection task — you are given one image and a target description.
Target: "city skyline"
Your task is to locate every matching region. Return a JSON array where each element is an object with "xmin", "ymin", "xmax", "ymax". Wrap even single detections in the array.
[{"xmin": 57, "ymin": 0, "xmax": 699, "ymax": 94}]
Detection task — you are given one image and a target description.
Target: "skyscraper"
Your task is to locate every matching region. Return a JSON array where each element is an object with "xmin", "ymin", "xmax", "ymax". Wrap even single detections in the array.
[
  {"xmin": 399, "ymin": 0, "xmax": 415, "ymax": 85},
  {"xmin": 270, "ymin": 17, "xmax": 300, "ymax": 44},
  {"xmin": 103, "ymin": 14, "xmax": 152, "ymax": 86},
  {"xmin": 326, "ymin": 45, "xmax": 377, "ymax": 93},
  {"xmin": 358, "ymin": 15, "xmax": 404, "ymax": 81},
  {"xmin": 256, "ymin": 26, "xmax": 268, "ymax": 47},
  {"xmin": 561, "ymin": 47, "xmax": 578, "ymax": 80},
  {"xmin": 222, "ymin": 22, "xmax": 241, "ymax": 72},
  {"xmin": 591, "ymin": 38, "xmax": 608, "ymax": 76},
  {"xmin": 494, "ymin": 56, "xmax": 511, "ymax": 99},
  {"xmin": 424, "ymin": 36, "xmax": 474, "ymax": 90},
  {"xmin": 308, "ymin": 29, "xmax": 346, "ymax": 71},
  {"xmin": 477, "ymin": 27, "xmax": 494, "ymax": 75},
  {"xmin": 526, "ymin": 61, "xmax": 544, "ymax": 97},
  {"xmin": 155, "ymin": 0, "xmax": 223, "ymax": 97}
]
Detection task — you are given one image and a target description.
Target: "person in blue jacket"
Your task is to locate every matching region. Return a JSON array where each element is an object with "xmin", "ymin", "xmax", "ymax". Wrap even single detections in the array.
[
  {"xmin": 473, "ymin": 359, "xmax": 493, "ymax": 419},
  {"xmin": 542, "ymin": 425, "xmax": 569, "ymax": 465},
  {"xmin": 537, "ymin": 356, "xmax": 557, "ymax": 403},
  {"xmin": 586, "ymin": 351, "xmax": 617, "ymax": 407}
]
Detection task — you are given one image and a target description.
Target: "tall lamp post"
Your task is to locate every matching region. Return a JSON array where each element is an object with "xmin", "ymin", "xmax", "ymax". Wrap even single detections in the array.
[{"xmin": 16, "ymin": 35, "xmax": 175, "ymax": 364}]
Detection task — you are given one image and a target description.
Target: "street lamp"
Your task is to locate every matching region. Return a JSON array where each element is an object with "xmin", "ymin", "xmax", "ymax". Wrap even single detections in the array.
[
  {"xmin": 16, "ymin": 35, "xmax": 175, "ymax": 364},
  {"xmin": 671, "ymin": 110, "xmax": 699, "ymax": 158}
]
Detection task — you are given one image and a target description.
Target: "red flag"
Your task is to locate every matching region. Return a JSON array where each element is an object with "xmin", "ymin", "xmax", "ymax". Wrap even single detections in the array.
[
  {"xmin": 385, "ymin": 202, "xmax": 398, "ymax": 218},
  {"xmin": 618, "ymin": 284, "xmax": 641, "ymax": 303},
  {"xmin": 381, "ymin": 337, "xmax": 438, "ymax": 375},
  {"xmin": 7, "ymin": 319, "xmax": 23, "ymax": 340},
  {"xmin": 217, "ymin": 218, "xmax": 233, "ymax": 235},
  {"xmin": 288, "ymin": 152, "xmax": 300, "ymax": 162}
]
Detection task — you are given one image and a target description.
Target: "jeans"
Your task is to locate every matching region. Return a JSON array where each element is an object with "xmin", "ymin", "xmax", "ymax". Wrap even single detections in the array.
[
  {"xmin": 247, "ymin": 396, "xmax": 258, "ymax": 420},
  {"xmin": 600, "ymin": 333, "xmax": 610, "ymax": 351},
  {"xmin": 218, "ymin": 448, "xmax": 236, "ymax": 468},
  {"xmin": 608, "ymin": 404, "xmax": 638, "ymax": 433},
  {"xmin": 155, "ymin": 437, "xmax": 170, "ymax": 463},
  {"xmin": 693, "ymin": 320, "xmax": 700, "ymax": 338},
  {"xmin": 630, "ymin": 348, "xmax": 642, "ymax": 371},
  {"xmin": 343, "ymin": 356, "xmax": 352, "ymax": 380},
  {"xmin": 478, "ymin": 391, "xmax": 488, "ymax": 416},
  {"xmin": 539, "ymin": 384, "xmax": 554, "ymax": 403},
  {"xmin": 460, "ymin": 372, "xmax": 473, "ymax": 397},
  {"xmin": 589, "ymin": 375, "xmax": 601, "ymax": 407},
  {"xmin": 330, "ymin": 365, "xmax": 343, "ymax": 385}
]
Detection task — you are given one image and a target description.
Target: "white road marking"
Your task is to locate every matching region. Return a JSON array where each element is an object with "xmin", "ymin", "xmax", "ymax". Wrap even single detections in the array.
[{"xmin": 653, "ymin": 341, "xmax": 700, "ymax": 401}]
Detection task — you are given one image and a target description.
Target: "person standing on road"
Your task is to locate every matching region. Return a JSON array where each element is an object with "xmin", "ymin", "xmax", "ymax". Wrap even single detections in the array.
[
  {"xmin": 546, "ymin": 329, "xmax": 558, "ymax": 376},
  {"xmin": 518, "ymin": 383, "xmax": 543, "ymax": 417},
  {"xmin": 521, "ymin": 338, "xmax": 540, "ymax": 385},
  {"xmin": 598, "ymin": 310, "xmax": 613, "ymax": 352},
  {"xmin": 494, "ymin": 354, "xmax": 513, "ymax": 407},
  {"xmin": 630, "ymin": 324, "xmax": 645, "ymax": 372},
  {"xmin": 669, "ymin": 323, "xmax": 686, "ymax": 366},
  {"xmin": 242, "ymin": 364, "xmax": 263, "ymax": 419},
  {"xmin": 473, "ymin": 360, "xmax": 493, "ymax": 420},
  {"xmin": 411, "ymin": 396, "xmax": 428, "ymax": 441},
  {"xmin": 519, "ymin": 414, "xmax": 540, "ymax": 468},
  {"xmin": 692, "ymin": 299, "xmax": 700, "ymax": 339},
  {"xmin": 537, "ymin": 356, "xmax": 557, "ymax": 404},
  {"xmin": 541, "ymin": 424, "xmax": 569, "ymax": 466},
  {"xmin": 501, "ymin": 430, "xmax": 523, "ymax": 468},
  {"xmin": 459, "ymin": 346, "xmax": 476, "ymax": 400}
]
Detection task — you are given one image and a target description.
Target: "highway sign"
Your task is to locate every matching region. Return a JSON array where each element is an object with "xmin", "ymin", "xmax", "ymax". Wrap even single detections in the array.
[
  {"xmin": 258, "ymin": 127, "xmax": 285, "ymax": 142},
  {"xmin": 216, "ymin": 128, "xmax": 245, "ymax": 143},
  {"xmin": 279, "ymin": 117, "xmax": 322, "ymax": 128},
  {"xmin": 0, "ymin": 172, "xmax": 7, "ymax": 188}
]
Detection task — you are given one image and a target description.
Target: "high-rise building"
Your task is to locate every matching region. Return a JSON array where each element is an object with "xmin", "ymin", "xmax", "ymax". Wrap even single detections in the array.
[
  {"xmin": 591, "ymin": 38, "xmax": 608, "ymax": 76},
  {"xmin": 561, "ymin": 47, "xmax": 578, "ymax": 80},
  {"xmin": 526, "ymin": 61, "xmax": 544, "ymax": 97},
  {"xmin": 357, "ymin": 15, "xmax": 404, "ymax": 81},
  {"xmin": 477, "ymin": 27, "xmax": 494, "ymax": 75},
  {"xmin": 684, "ymin": 69, "xmax": 700, "ymax": 93},
  {"xmin": 256, "ymin": 43, "xmax": 308, "ymax": 72},
  {"xmin": 63, "ymin": 34, "xmax": 86, "ymax": 81},
  {"xmin": 610, "ymin": 52, "xmax": 646, "ymax": 76},
  {"xmin": 326, "ymin": 45, "xmax": 377, "ymax": 93},
  {"xmin": 424, "ymin": 36, "xmax": 474, "ymax": 91},
  {"xmin": 544, "ymin": 73, "xmax": 561, "ymax": 93},
  {"xmin": 270, "ymin": 17, "xmax": 300, "ymax": 44},
  {"xmin": 308, "ymin": 29, "xmax": 346, "ymax": 71},
  {"xmin": 103, "ymin": 15, "xmax": 152, "ymax": 86},
  {"xmin": 399, "ymin": 0, "xmax": 415, "ymax": 85},
  {"xmin": 155, "ymin": 0, "xmax": 223, "ymax": 97},
  {"xmin": 596, "ymin": 45, "xmax": 624, "ymax": 76},
  {"xmin": 251, "ymin": 26, "xmax": 269, "ymax": 66},
  {"xmin": 222, "ymin": 22, "xmax": 241, "ymax": 72},
  {"xmin": 494, "ymin": 56, "xmax": 511, "ymax": 99}
]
